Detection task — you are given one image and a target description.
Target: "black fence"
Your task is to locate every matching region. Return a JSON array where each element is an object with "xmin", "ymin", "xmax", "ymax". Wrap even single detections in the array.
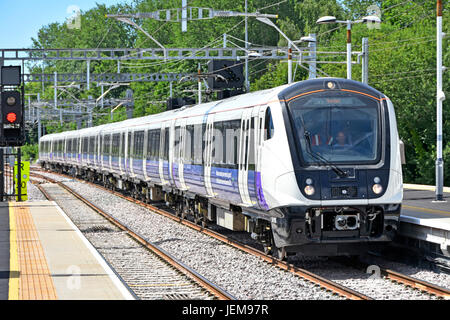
[{"xmin": 0, "ymin": 148, "xmax": 24, "ymax": 202}]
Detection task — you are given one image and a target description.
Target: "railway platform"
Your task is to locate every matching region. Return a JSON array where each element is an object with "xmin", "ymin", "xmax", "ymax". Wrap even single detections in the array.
[
  {"xmin": 399, "ymin": 186, "xmax": 450, "ymax": 256},
  {"xmin": 0, "ymin": 201, "xmax": 135, "ymax": 300}
]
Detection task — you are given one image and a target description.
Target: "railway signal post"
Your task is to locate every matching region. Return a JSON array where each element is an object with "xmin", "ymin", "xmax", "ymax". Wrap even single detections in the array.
[{"xmin": 0, "ymin": 65, "xmax": 25, "ymax": 202}]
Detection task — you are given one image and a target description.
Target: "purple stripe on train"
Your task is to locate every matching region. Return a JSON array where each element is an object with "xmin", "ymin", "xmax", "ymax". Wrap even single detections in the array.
[{"xmin": 255, "ymin": 172, "xmax": 269, "ymax": 210}]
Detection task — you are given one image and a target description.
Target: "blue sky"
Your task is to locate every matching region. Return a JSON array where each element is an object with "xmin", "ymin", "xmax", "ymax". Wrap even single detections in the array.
[{"xmin": 0, "ymin": 0, "xmax": 127, "ymax": 48}]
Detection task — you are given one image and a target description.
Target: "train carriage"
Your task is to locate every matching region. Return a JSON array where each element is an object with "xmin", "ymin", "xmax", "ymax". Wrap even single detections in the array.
[{"xmin": 39, "ymin": 78, "xmax": 403, "ymax": 257}]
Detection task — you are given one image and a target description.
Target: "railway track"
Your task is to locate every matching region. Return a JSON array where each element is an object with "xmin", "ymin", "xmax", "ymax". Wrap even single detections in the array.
[
  {"xmin": 30, "ymin": 168, "xmax": 450, "ymax": 300},
  {"xmin": 30, "ymin": 175, "xmax": 234, "ymax": 301},
  {"xmin": 30, "ymin": 169, "xmax": 370, "ymax": 300},
  {"xmin": 331, "ymin": 256, "xmax": 450, "ymax": 299}
]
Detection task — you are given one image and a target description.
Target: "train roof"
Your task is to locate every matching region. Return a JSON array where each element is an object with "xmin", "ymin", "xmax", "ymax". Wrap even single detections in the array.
[
  {"xmin": 39, "ymin": 78, "xmax": 388, "ymax": 141},
  {"xmin": 40, "ymin": 82, "xmax": 290, "ymax": 140}
]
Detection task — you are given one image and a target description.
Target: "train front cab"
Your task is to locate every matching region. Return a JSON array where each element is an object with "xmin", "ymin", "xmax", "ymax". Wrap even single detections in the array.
[{"xmin": 273, "ymin": 79, "xmax": 403, "ymax": 256}]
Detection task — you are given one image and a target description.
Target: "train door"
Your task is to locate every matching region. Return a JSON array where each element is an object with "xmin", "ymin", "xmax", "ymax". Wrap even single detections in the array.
[
  {"xmin": 204, "ymin": 115, "xmax": 215, "ymax": 197},
  {"xmin": 159, "ymin": 124, "xmax": 169, "ymax": 185},
  {"xmin": 64, "ymin": 137, "xmax": 67, "ymax": 162},
  {"xmin": 129, "ymin": 131, "xmax": 135, "ymax": 177},
  {"xmin": 99, "ymin": 134, "xmax": 103, "ymax": 170},
  {"xmin": 119, "ymin": 132, "xmax": 124, "ymax": 176},
  {"xmin": 177, "ymin": 120, "xmax": 188, "ymax": 190},
  {"xmin": 108, "ymin": 134, "xmax": 113, "ymax": 172},
  {"xmin": 238, "ymin": 109, "xmax": 253, "ymax": 206},
  {"xmin": 168, "ymin": 120, "xmax": 176, "ymax": 186},
  {"xmin": 95, "ymin": 134, "xmax": 100, "ymax": 169},
  {"xmin": 253, "ymin": 106, "xmax": 268, "ymax": 210},
  {"xmin": 143, "ymin": 129, "xmax": 149, "ymax": 181},
  {"xmin": 124, "ymin": 130, "xmax": 130, "ymax": 176},
  {"xmin": 82, "ymin": 137, "xmax": 87, "ymax": 165}
]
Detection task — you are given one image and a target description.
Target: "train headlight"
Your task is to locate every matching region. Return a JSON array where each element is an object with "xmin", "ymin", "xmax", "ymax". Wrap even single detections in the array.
[
  {"xmin": 327, "ymin": 81, "xmax": 336, "ymax": 89},
  {"xmin": 305, "ymin": 178, "xmax": 313, "ymax": 185},
  {"xmin": 304, "ymin": 185, "xmax": 315, "ymax": 196},
  {"xmin": 373, "ymin": 177, "xmax": 381, "ymax": 184},
  {"xmin": 372, "ymin": 184, "xmax": 383, "ymax": 194}
]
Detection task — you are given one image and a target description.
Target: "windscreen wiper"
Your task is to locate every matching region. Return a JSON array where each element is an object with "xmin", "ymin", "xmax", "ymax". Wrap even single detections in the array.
[{"xmin": 304, "ymin": 131, "xmax": 348, "ymax": 178}]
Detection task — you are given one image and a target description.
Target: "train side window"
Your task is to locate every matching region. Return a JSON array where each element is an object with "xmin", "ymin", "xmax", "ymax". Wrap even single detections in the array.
[
  {"xmin": 90, "ymin": 137, "xmax": 95, "ymax": 156},
  {"xmin": 112, "ymin": 134, "xmax": 119, "ymax": 157},
  {"xmin": 186, "ymin": 125, "xmax": 194, "ymax": 164},
  {"xmin": 110, "ymin": 135, "xmax": 114, "ymax": 157},
  {"xmin": 163, "ymin": 129, "xmax": 170, "ymax": 161},
  {"xmin": 174, "ymin": 127, "xmax": 181, "ymax": 162},
  {"xmin": 132, "ymin": 133, "xmax": 136, "ymax": 158},
  {"xmin": 83, "ymin": 137, "xmax": 88, "ymax": 154},
  {"xmin": 222, "ymin": 122, "xmax": 230, "ymax": 166},
  {"xmin": 155, "ymin": 130, "xmax": 161, "ymax": 159},
  {"xmin": 127, "ymin": 133, "xmax": 132, "ymax": 158},
  {"xmin": 134, "ymin": 131, "xmax": 144, "ymax": 159},
  {"xmin": 244, "ymin": 120, "xmax": 249, "ymax": 169},
  {"xmin": 149, "ymin": 130, "xmax": 155, "ymax": 160},
  {"xmin": 109, "ymin": 134, "xmax": 113, "ymax": 156},
  {"xmin": 119, "ymin": 134, "xmax": 123, "ymax": 157},
  {"xmin": 264, "ymin": 107, "xmax": 274, "ymax": 140},
  {"xmin": 150, "ymin": 130, "xmax": 156, "ymax": 159},
  {"xmin": 193, "ymin": 124, "xmax": 203, "ymax": 165},
  {"xmin": 213, "ymin": 122, "xmax": 224, "ymax": 165},
  {"xmin": 153, "ymin": 130, "xmax": 158, "ymax": 159},
  {"xmin": 104, "ymin": 134, "xmax": 111, "ymax": 156},
  {"xmin": 202, "ymin": 124, "xmax": 206, "ymax": 165},
  {"xmin": 227, "ymin": 120, "xmax": 241, "ymax": 169}
]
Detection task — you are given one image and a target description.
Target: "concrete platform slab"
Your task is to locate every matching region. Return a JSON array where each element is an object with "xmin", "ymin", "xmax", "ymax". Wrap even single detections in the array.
[
  {"xmin": 399, "ymin": 188, "xmax": 450, "ymax": 256},
  {"xmin": 1, "ymin": 201, "xmax": 135, "ymax": 300}
]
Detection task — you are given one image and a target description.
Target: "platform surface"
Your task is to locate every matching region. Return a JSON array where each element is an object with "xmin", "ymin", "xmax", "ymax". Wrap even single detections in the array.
[
  {"xmin": 401, "ymin": 188, "xmax": 450, "ymax": 230},
  {"xmin": 0, "ymin": 201, "xmax": 134, "ymax": 300}
]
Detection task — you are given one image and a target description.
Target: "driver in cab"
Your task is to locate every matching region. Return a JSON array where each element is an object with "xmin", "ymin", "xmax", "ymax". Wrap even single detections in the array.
[{"xmin": 334, "ymin": 131, "xmax": 351, "ymax": 148}]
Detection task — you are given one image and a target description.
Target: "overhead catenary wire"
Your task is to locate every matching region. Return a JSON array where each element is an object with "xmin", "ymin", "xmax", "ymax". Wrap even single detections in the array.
[
  {"xmin": 370, "ymin": 38, "xmax": 437, "ymax": 52},
  {"xmin": 371, "ymin": 72, "xmax": 436, "ymax": 83},
  {"xmin": 257, "ymin": 0, "xmax": 288, "ymax": 12},
  {"xmin": 371, "ymin": 68, "xmax": 436, "ymax": 78}
]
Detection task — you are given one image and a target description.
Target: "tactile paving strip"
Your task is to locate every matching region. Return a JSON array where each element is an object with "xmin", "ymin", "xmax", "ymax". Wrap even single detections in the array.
[{"xmin": 11, "ymin": 204, "xmax": 57, "ymax": 300}]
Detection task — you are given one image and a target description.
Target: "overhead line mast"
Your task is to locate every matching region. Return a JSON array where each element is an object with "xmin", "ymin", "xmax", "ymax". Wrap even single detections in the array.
[{"xmin": 435, "ymin": 0, "xmax": 446, "ymax": 202}]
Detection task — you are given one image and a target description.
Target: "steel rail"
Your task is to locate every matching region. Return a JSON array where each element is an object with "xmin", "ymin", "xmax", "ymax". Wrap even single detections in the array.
[
  {"xmin": 30, "ymin": 174, "xmax": 234, "ymax": 301},
  {"xmin": 31, "ymin": 168, "xmax": 450, "ymax": 299},
  {"xmin": 31, "ymin": 169, "xmax": 371, "ymax": 300},
  {"xmin": 332, "ymin": 254, "xmax": 450, "ymax": 300},
  {"xmin": 381, "ymin": 268, "xmax": 450, "ymax": 299}
]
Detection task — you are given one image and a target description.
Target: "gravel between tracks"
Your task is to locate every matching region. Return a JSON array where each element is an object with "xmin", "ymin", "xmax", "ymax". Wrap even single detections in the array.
[
  {"xmin": 53, "ymin": 178, "xmax": 343, "ymax": 300},
  {"xmin": 289, "ymin": 256, "xmax": 441, "ymax": 300},
  {"xmin": 40, "ymin": 183, "xmax": 215, "ymax": 300},
  {"xmin": 27, "ymin": 181, "xmax": 48, "ymax": 201},
  {"xmin": 33, "ymin": 171, "xmax": 448, "ymax": 299}
]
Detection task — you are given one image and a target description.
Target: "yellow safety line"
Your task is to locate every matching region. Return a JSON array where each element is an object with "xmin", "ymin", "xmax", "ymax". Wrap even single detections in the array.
[
  {"xmin": 403, "ymin": 204, "xmax": 450, "ymax": 216},
  {"xmin": 8, "ymin": 205, "xmax": 19, "ymax": 300},
  {"xmin": 404, "ymin": 183, "xmax": 450, "ymax": 193}
]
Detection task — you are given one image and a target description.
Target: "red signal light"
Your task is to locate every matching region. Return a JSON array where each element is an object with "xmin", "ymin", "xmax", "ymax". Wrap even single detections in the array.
[{"xmin": 6, "ymin": 113, "xmax": 17, "ymax": 123}]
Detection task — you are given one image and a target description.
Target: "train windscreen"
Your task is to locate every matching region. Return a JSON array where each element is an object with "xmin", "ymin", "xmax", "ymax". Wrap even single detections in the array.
[{"xmin": 289, "ymin": 92, "xmax": 381, "ymax": 165}]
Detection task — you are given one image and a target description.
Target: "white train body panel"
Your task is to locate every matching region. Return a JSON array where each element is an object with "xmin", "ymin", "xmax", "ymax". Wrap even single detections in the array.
[{"xmin": 39, "ymin": 78, "xmax": 403, "ymax": 256}]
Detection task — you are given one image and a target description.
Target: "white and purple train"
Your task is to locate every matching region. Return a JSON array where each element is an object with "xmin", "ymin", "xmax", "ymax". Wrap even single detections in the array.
[{"xmin": 39, "ymin": 78, "xmax": 403, "ymax": 257}]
